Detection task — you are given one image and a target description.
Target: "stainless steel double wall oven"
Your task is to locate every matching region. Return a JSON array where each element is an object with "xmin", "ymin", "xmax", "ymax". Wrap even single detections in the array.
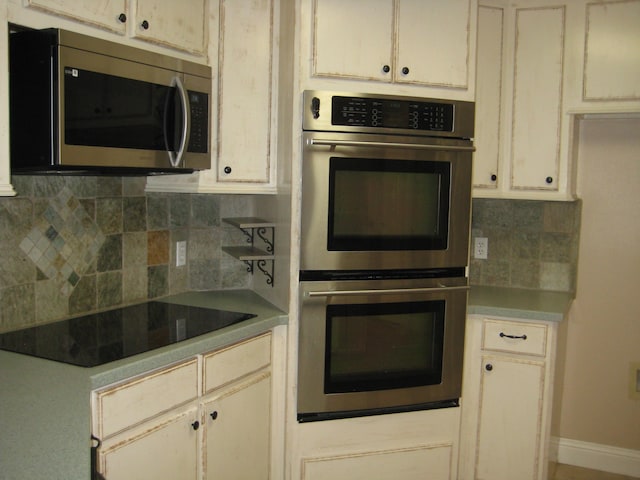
[{"xmin": 298, "ymin": 91, "xmax": 475, "ymax": 422}]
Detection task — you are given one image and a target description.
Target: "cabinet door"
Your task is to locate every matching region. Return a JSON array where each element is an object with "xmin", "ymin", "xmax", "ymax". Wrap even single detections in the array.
[
  {"xmin": 132, "ymin": 0, "xmax": 208, "ymax": 54},
  {"xmin": 395, "ymin": 0, "xmax": 471, "ymax": 88},
  {"xmin": 475, "ymin": 355, "xmax": 545, "ymax": 480},
  {"xmin": 216, "ymin": 0, "xmax": 274, "ymax": 184},
  {"xmin": 312, "ymin": 0, "xmax": 394, "ymax": 81},
  {"xmin": 99, "ymin": 406, "xmax": 199, "ymax": 480},
  {"xmin": 203, "ymin": 372, "xmax": 271, "ymax": 480},
  {"xmin": 510, "ymin": 6, "xmax": 565, "ymax": 191},
  {"xmin": 25, "ymin": 0, "xmax": 127, "ymax": 34},
  {"xmin": 473, "ymin": 5, "xmax": 503, "ymax": 189}
]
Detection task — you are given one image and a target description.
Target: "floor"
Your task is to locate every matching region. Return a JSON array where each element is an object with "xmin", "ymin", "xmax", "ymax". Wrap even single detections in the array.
[{"xmin": 552, "ymin": 463, "xmax": 639, "ymax": 480}]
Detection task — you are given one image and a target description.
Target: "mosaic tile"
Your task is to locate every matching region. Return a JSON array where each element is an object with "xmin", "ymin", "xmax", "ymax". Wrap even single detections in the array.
[{"xmin": 19, "ymin": 187, "xmax": 106, "ymax": 295}]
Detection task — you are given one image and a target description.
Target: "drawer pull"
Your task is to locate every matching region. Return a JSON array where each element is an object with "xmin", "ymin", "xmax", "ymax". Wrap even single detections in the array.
[{"xmin": 500, "ymin": 332, "xmax": 527, "ymax": 340}]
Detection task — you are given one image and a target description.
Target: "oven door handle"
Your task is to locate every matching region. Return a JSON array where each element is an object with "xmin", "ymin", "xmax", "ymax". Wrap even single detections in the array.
[
  {"xmin": 307, "ymin": 138, "xmax": 475, "ymax": 152},
  {"xmin": 305, "ymin": 285, "xmax": 470, "ymax": 297}
]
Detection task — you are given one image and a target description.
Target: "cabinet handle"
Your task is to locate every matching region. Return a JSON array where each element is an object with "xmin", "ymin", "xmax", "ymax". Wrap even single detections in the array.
[
  {"xmin": 382, "ymin": 65, "xmax": 390, "ymax": 73},
  {"xmin": 485, "ymin": 363, "xmax": 493, "ymax": 372},
  {"xmin": 500, "ymin": 332, "xmax": 527, "ymax": 340},
  {"xmin": 118, "ymin": 13, "xmax": 127, "ymax": 23},
  {"xmin": 545, "ymin": 176, "xmax": 553, "ymax": 184},
  {"xmin": 401, "ymin": 67, "xmax": 410, "ymax": 75},
  {"xmin": 223, "ymin": 166, "xmax": 232, "ymax": 174},
  {"xmin": 191, "ymin": 421, "xmax": 200, "ymax": 431},
  {"xmin": 210, "ymin": 411, "xmax": 218, "ymax": 420},
  {"xmin": 490, "ymin": 174, "xmax": 497, "ymax": 182},
  {"xmin": 141, "ymin": 20, "xmax": 150, "ymax": 30}
]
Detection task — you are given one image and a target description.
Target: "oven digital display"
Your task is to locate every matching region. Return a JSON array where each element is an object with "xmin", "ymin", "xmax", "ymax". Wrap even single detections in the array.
[{"xmin": 331, "ymin": 96, "xmax": 454, "ymax": 132}]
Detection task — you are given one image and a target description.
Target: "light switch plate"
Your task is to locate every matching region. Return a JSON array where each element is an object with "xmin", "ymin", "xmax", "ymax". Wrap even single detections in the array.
[{"xmin": 176, "ymin": 240, "xmax": 187, "ymax": 267}]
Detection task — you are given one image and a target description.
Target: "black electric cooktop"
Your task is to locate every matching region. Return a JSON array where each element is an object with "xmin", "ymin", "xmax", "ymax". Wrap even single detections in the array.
[{"xmin": 0, "ymin": 302, "xmax": 256, "ymax": 367}]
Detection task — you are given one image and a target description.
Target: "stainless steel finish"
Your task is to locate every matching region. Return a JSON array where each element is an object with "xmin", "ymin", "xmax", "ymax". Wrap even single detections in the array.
[
  {"xmin": 300, "ymin": 130, "xmax": 473, "ymax": 272},
  {"xmin": 307, "ymin": 138, "xmax": 476, "ymax": 152},
  {"xmin": 297, "ymin": 276, "xmax": 468, "ymax": 416},
  {"xmin": 56, "ymin": 41, "xmax": 210, "ymax": 170},
  {"xmin": 305, "ymin": 284, "xmax": 471, "ymax": 297},
  {"xmin": 168, "ymin": 76, "xmax": 190, "ymax": 167},
  {"xmin": 303, "ymin": 90, "xmax": 475, "ymax": 139}
]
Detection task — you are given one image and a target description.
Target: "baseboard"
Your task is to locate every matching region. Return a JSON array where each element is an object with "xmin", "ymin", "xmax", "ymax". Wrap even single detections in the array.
[{"xmin": 550, "ymin": 437, "xmax": 640, "ymax": 477}]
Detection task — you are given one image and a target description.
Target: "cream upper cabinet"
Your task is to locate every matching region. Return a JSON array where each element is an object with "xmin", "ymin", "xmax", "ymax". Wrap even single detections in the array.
[
  {"xmin": 307, "ymin": 0, "xmax": 476, "ymax": 100},
  {"xmin": 474, "ymin": 0, "xmax": 640, "ymax": 200},
  {"xmin": 146, "ymin": 0, "xmax": 285, "ymax": 194},
  {"xmin": 474, "ymin": 0, "xmax": 570, "ymax": 200},
  {"xmin": 24, "ymin": 0, "xmax": 127, "ymax": 33},
  {"xmin": 130, "ymin": 0, "xmax": 208, "ymax": 55},
  {"xmin": 23, "ymin": 0, "xmax": 208, "ymax": 55},
  {"xmin": 458, "ymin": 315, "xmax": 560, "ymax": 480}
]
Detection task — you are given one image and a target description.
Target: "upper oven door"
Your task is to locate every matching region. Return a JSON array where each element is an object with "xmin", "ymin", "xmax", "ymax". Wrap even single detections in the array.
[{"xmin": 300, "ymin": 131, "xmax": 473, "ymax": 273}]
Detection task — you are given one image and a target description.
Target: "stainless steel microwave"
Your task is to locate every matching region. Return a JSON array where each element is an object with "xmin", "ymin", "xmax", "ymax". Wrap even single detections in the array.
[{"xmin": 9, "ymin": 28, "xmax": 211, "ymax": 174}]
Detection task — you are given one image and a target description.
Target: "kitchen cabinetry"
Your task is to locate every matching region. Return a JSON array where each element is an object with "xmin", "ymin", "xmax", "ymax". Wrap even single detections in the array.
[
  {"xmin": 474, "ymin": 1, "xmax": 568, "ymax": 199},
  {"xmin": 92, "ymin": 333, "xmax": 272, "ymax": 479},
  {"xmin": 23, "ymin": 0, "xmax": 208, "ymax": 55},
  {"xmin": 306, "ymin": 0, "xmax": 475, "ymax": 100},
  {"xmin": 458, "ymin": 315, "xmax": 559, "ymax": 480},
  {"xmin": 474, "ymin": 0, "xmax": 640, "ymax": 200},
  {"xmin": 146, "ymin": 0, "xmax": 286, "ymax": 194}
]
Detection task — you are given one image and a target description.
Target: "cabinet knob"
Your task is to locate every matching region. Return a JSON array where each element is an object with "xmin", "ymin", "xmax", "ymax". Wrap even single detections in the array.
[
  {"xmin": 545, "ymin": 176, "xmax": 553, "ymax": 184},
  {"xmin": 485, "ymin": 363, "xmax": 493, "ymax": 372},
  {"xmin": 118, "ymin": 13, "xmax": 127, "ymax": 23},
  {"xmin": 191, "ymin": 421, "xmax": 200, "ymax": 431},
  {"xmin": 401, "ymin": 67, "xmax": 410, "ymax": 75},
  {"xmin": 210, "ymin": 411, "xmax": 218, "ymax": 421},
  {"xmin": 223, "ymin": 166, "xmax": 232, "ymax": 174},
  {"xmin": 490, "ymin": 174, "xmax": 497, "ymax": 182},
  {"xmin": 141, "ymin": 20, "xmax": 150, "ymax": 30},
  {"xmin": 382, "ymin": 65, "xmax": 391, "ymax": 73}
]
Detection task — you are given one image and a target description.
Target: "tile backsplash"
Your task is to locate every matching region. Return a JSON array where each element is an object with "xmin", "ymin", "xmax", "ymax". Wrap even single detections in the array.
[
  {"xmin": 470, "ymin": 198, "xmax": 581, "ymax": 293},
  {"xmin": 0, "ymin": 176, "xmax": 251, "ymax": 333}
]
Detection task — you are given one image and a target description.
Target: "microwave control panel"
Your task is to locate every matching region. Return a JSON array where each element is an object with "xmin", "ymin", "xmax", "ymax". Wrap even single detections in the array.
[
  {"xmin": 187, "ymin": 91, "xmax": 208, "ymax": 153},
  {"xmin": 331, "ymin": 95, "xmax": 454, "ymax": 132}
]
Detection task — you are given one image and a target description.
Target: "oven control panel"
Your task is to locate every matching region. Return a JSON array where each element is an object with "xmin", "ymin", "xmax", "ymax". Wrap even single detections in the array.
[{"xmin": 331, "ymin": 95, "xmax": 454, "ymax": 132}]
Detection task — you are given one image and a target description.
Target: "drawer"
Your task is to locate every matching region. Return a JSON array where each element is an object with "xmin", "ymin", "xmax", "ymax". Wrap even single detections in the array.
[
  {"xmin": 203, "ymin": 332, "xmax": 271, "ymax": 393},
  {"xmin": 481, "ymin": 319, "xmax": 547, "ymax": 357},
  {"xmin": 93, "ymin": 358, "xmax": 198, "ymax": 439}
]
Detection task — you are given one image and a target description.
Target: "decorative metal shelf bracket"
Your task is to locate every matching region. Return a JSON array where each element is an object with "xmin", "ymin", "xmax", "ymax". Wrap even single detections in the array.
[{"xmin": 222, "ymin": 218, "xmax": 275, "ymax": 287}]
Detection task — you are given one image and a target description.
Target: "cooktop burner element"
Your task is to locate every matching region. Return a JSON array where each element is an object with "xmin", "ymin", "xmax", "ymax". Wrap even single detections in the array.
[{"xmin": 0, "ymin": 302, "xmax": 257, "ymax": 367}]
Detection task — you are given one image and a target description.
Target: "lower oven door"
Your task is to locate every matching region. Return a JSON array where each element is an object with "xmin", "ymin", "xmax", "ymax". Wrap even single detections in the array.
[{"xmin": 297, "ymin": 276, "xmax": 468, "ymax": 422}]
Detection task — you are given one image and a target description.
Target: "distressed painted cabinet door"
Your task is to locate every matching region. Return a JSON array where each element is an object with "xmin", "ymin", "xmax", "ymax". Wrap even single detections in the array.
[
  {"xmin": 473, "ymin": 5, "xmax": 503, "ymax": 190},
  {"xmin": 24, "ymin": 0, "xmax": 127, "ymax": 34},
  {"xmin": 509, "ymin": 6, "xmax": 564, "ymax": 192},
  {"xmin": 215, "ymin": 0, "xmax": 275, "ymax": 186},
  {"xmin": 99, "ymin": 405, "xmax": 199, "ymax": 480},
  {"xmin": 395, "ymin": 0, "xmax": 471, "ymax": 89},
  {"xmin": 312, "ymin": 0, "xmax": 394, "ymax": 81},
  {"xmin": 475, "ymin": 356, "xmax": 545, "ymax": 480},
  {"xmin": 132, "ymin": 0, "xmax": 208, "ymax": 55},
  {"xmin": 202, "ymin": 372, "xmax": 272, "ymax": 480}
]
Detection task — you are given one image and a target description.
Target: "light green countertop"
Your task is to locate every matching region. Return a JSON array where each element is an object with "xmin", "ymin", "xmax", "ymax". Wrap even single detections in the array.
[
  {"xmin": 0, "ymin": 289, "xmax": 286, "ymax": 480},
  {"xmin": 468, "ymin": 285, "xmax": 573, "ymax": 322}
]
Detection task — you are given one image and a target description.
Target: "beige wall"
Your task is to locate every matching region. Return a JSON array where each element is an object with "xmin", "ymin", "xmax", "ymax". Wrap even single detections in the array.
[{"xmin": 558, "ymin": 117, "xmax": 640, "ymax": 450}]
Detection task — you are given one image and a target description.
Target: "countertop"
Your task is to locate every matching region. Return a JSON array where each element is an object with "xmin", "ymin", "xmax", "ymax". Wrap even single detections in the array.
[
  {"xmin": 0, "ymin": 289, "xmax": 286, "ymax": 480},
  {"xmin": 467, "ymin": 285, "xmax": 573, "ymax": 322}
]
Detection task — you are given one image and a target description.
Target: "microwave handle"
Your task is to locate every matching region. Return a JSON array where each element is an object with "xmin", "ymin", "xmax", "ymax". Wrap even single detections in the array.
[
  {"xmin": 307, "ymin": 138, "xmax": 475, "ymax": 152},
  {"xmin": 305, "ymin": 285, "xmax": 470, "ymax": 298},
  {"xmin": 167, "ymin": 76, "xmax": 191, "ymax": 167}
]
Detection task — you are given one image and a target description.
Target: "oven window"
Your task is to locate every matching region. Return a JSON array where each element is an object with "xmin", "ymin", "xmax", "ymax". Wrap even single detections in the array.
[
  {"xmin": 324, "ymin": 300, "xmax": 445, "ymax": 393},
  {"xmin": 328, "ymin": 157, "xmax": 450, "ymax": 250}
]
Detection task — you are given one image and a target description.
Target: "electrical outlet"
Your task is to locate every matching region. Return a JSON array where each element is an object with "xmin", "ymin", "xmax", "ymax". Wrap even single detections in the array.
[
  {"xmin": 474, "ymin": 237, "xmax": 488, "ymax": 260},
  {"xmin": 176, "ymin": 241, "xmax": 187, "ymax": 267}
]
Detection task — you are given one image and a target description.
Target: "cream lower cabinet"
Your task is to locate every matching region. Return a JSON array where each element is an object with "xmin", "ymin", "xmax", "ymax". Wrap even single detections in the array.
[
  {"xmin": 458, "ymin": 315, "xmax": 559, "ymax": 480},
  {"xmin": 92, "ymin": 333, "xmax": 272, "ymax": 479}
]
